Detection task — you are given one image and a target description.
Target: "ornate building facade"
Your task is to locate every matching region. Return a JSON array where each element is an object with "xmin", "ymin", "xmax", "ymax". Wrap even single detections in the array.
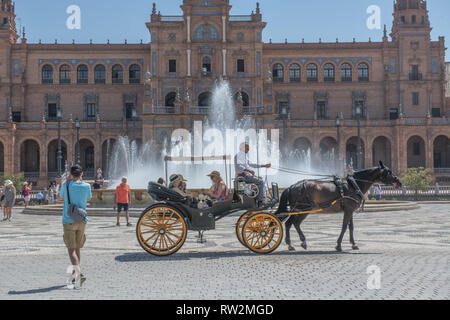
[{"xmin": 0, "ymin": 0, "xmax": 449, "ymax": 186}]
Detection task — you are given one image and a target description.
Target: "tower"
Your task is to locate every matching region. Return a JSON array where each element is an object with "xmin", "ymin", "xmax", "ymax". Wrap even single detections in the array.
[
  {"xmin": 391, "ymin": 0, "xmax": 431, "ymax": 42},
  {"xmin": 0, "ymin": 0, "xmax": 19, "ymax": 43}
]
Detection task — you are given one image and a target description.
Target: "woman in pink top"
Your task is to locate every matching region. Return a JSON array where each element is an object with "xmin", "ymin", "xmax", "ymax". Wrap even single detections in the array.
[{"xmin": 204, "ymin": 171, "xmax": 227, "ymax": 202}]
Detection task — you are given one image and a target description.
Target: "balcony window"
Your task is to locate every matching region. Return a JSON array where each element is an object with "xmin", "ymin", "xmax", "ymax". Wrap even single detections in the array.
[
  {"xmin": 42, "ymin": 65, "xmax": 53, "ymax": 84},
  {"xmin": 273, "ymin": 63, "xmax": 284, "ymax": 83},
  {"xmin": 59, "ymin": 65, "xmax": 71, "ymax": 84},
  {"xmin": 324, "ymin": 63, "xmax": 335, "ymax": 82},
  {"xmin": 169, "ymin": 60, "xmax": 177, "ymax": 73},
  {"xmin": 77, "ymin": 64, "xmax": 89, "ymax": 84},
  {"xmin": 237, "ymin": 59, "xmax": 245, "ymax": 73},
  {"xmin": 129, "ymin": 64, "xmax": 141, "ymax": 84},
  {"xmin": 289, "ymin": 64, "xmax": 300, "ymax": 83},
  {"xmin": 86, "ymin": 103, "xmax": 97, "ymax": 121},
  {"xmin": 47, "ymin": 103, "xmax": 57, "ymax": 121},
  {"xmin": 94, "ymin": 65, "xmax": 106, "ymax": 84},
  {"xmin": 341, "ymin": 63, "xmax": 353, "ymax": 82},
  {"xmin": 202, "ymin": 56, "xmax": 212, "ymax": 76},
  {"xmin": 412, "ymin": 92, "xmax": 419, "ymax": 105},
  {"xmin": 112, "ymin": 64, "xmax": 123, "ymax": 84},
  {"xmin": 316, "ymin": 101, "xmax": 327, "ymax": 119},
  {"xmin": 358, "ymin": 63, "xmax": 369, "ymax": 82},
  {"xmin": 306, "ymin": 64, "xmax": 318, "ymax": 82}
]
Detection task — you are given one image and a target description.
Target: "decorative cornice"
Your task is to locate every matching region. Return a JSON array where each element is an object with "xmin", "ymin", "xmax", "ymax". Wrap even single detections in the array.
[
  {"xmin": 269, "ymin": 57, "xmax": 372, "ymax": 66},
  {"xmin": 38, "ymin": 58, "xmax": 144, "ymax": 67}
]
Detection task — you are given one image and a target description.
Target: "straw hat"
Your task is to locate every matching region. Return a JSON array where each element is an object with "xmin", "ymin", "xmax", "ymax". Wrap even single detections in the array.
[
  {"xmin": 4, "ymin": 180, "xmax": 13, "ymax": 187},
  {"xmin": 169, "ymin": 174, "xmax": 187, "ymax": 184},
  {"xmin": 207, "ymin": 171, "xmax": 221, "ymax": 179}
]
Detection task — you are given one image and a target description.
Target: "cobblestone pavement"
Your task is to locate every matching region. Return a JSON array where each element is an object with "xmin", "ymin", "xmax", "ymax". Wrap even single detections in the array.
[{"xmin": 0, "ymin": 204, "xmax": 449, "ymax": 300}]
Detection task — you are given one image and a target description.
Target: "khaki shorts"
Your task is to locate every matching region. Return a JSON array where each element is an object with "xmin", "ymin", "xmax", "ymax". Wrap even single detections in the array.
[{"xmin": 63, "ymin": 222, "xmax": 86, "ymax": 249}]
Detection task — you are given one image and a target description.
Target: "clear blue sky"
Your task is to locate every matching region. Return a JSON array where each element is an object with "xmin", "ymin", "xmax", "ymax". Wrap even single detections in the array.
[{"xmin": 16, "ymin": 0, "xmax": 449, "ymax": 60}]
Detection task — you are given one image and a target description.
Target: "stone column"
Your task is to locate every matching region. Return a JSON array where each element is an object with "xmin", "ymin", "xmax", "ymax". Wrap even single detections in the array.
[
  {"xmin": 187, "ymin": 49, "xmax": 191, "ymax": 77},
  {"xmin": 186, "ymin": 16, "xmax": 191, "ymax": 43},
  {"xmin": 222, "ymin": 49, "xmax": 227, "ymax": 76},
  {"xmin": 222, "ymin": 16, "xmax": 226, "ymax": 43}
]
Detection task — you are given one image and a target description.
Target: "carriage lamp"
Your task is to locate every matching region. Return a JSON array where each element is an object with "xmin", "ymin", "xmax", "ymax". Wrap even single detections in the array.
[
  {"xmin": 335, "ymin": 115, "xmax": 340, "ymax": 127},
  {"xmin": 356, "ymin": 105, "xmax": 362, "ymax": 116}
]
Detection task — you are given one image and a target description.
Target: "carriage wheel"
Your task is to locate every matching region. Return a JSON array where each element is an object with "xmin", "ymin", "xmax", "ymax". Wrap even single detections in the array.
[
  {"xmin": 136, "ymin": 205, "xmax": 187, "ymax": 256},
  {"xmin": 242, "ymin": 213, "xmax": 283, "ymax": 254},
  {"xmin": 235, "ymin": 211, "xmax": 254, "ymax": 247}
]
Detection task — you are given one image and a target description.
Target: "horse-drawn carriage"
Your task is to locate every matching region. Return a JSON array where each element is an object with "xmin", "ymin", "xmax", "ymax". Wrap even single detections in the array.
[{"xmin": 136, "ymin": 160, "xmax": 402, "ymax": 256}]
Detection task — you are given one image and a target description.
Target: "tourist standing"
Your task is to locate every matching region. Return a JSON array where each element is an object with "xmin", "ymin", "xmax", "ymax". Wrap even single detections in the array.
[
  {"xmin": 2, "ymin": 180, "xmax": 16, "ymax": 221},
  {"xmin": 114, "ymin": 177, "xmax": 132, "ymax": 227},
  {"xmin": 0, "ymin": 186, "xmax": 5, "ymax": 220},
  {"xmin": 375, "ymin": 184, "xmax": 382, "ymax": 201},
  {"xmin": 58, "ymin": 164, "xmax": 92, "ymax": 288},
  {"xmin": 22, "ymin": 182, "xmax": 31, "ymax": 208}
]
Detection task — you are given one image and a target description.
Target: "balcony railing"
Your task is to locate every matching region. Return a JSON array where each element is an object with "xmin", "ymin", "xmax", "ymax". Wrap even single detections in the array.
[
  {"xmin": 24, "ymin": 172, "xmax": 40, "ymax": 179},
  {"xmin": 161, "ymin": 16, "xmax": 184, "ymax": 22},
  {"xmin": 409, "ymin": 73, "xmax": 423, "ymax": 81},
  {"xmin": 242, "ymin": 107, "xmax": 265, "ymax": 115},
  {"xmin": 191, "ymin": 106, "xmax": 210, "ymax": 115},
  {"xmin": 229, "ymin": 15, "xmax": 253, "ymax": 22},
  {"xmin": 154, "ymin": 107, "xmax": 175, "ymax": 114},
  {"xmin": 435, "ymin": 168, "xmax": 450, "ymax": 175}
]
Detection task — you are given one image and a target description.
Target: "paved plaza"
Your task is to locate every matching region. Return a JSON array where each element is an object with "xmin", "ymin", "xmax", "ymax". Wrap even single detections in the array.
[{"xmin": 0, "ymin": 204, "xmax": 449, "ymax": 300}]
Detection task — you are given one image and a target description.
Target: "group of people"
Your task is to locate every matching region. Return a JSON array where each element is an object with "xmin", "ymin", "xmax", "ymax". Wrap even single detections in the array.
[{"xmin": 159, "ymin": 142, "xmax": 271, "ymax": 209}]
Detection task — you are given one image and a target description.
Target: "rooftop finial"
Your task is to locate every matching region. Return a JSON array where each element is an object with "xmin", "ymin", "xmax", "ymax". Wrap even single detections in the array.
[
  {"xmin": 256, "ymin": 2, "xmax": 260, "ymax": 14},
  {"xmin": 152, "ymin": 3, "xmax": 156, "ymax": 15}
]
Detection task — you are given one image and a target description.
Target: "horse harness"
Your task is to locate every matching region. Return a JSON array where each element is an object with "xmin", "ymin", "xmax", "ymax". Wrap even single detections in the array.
[{"xmin": 289, "ymin": 175, "xmax": 364, "ymax": 216}]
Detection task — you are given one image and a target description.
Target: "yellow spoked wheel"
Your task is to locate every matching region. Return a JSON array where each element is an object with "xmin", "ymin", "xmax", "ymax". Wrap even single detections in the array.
[
  {"xmin": 235, "ymin": 211, "xmax": 254, "ymax": 247},
  {"xmin": 136, "ymin": 206, "xmax": 187, "ymax": 256},
  {"xmin": 242, "ymin": 213, "xmax": 283, "ymax": 254}
]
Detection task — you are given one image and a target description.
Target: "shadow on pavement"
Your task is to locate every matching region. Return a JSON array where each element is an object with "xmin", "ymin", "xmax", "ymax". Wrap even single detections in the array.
[
  {"xmin": 8, "ymin": 285, "xmax": 66, "ymax": 295},
  {"xmin": 115, "ymin": 249, "xmax": 379, "ymax": 262}
]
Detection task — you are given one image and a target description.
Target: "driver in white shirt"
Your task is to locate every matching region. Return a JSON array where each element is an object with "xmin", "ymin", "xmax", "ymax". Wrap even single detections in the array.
[{"xmin": 234, "ymin": 142, "xmax": 271, "ymax": 205}]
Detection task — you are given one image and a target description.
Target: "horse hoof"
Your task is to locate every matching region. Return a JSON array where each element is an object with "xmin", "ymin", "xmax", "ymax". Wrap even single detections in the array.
[
  {"xmin": 335, "ymin": 245, "xmax": 342, "ymax": 252},
  {"xmin": 352, "ymin": 245, "xmax": 359, "ymax": 250},
  {"xmin": 301, "ymin": 242, "xmax": 307, "ymax": 250},
  {"xmin": 288, "ymin": 246, "xmax": 296, "ymax": 251}
]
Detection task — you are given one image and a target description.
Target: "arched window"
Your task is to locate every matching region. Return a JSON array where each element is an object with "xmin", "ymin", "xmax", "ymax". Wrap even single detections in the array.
[
  {"xmin": 194, "ymin": 24, "xmax": 219, "ymax": 41},
  {"xmin": 198, "ymin": 92, "xmax": 212, "ymax": 107},
  {"xmin": 306, "ymin": 64, "xmax": 318, "ymax": 82},
  {"xmin": 273, "ymin": 64, "xmax": 284, "ymax": 83},
  {"xmin": 42, "ymin": 64, "xmax": 53, "ymax": 84},
  {"xmin": 77, "ymin": 64, "xmax": 89, "ymax": 84},
  {"xmin": 165, "ymin": 92, "xmax": 177, "ymax": 112},
  {"xmin": 202, "ymin": 56, "xmax": 211, "ymax": 74},
  {"xmin": 324, "ymin": 63, "xmax": 335, "ymax": 82},
  {"xmin": 112, "ymin": 64, "xmax": 123, "ymax": 84},
  {"xmin": 59, "ymin": 65, "xmax": 71, "ymax": 84},
  {"xmin": 289, "ymin": 64, "xmax": 301, "ymax": 83},
  {"xmin": 341, "ymin": 63, "xmax": 353, "ymax": 82},
  {"xmin": 358, "ymin": 63, "xmax": 369, "ymax": 82},
  {"xmin": 129, "ymin": 64, "xmax": 141, "ymax": 84},
  {"xmin": 94, "ymin": 65, "xmax": 106, "ymax": 84}
]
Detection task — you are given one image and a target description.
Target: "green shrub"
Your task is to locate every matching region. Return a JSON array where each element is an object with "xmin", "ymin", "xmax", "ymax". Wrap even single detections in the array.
[{"xmin": 0, "ymin": 172, "xmax": 26, "ymax": 191}]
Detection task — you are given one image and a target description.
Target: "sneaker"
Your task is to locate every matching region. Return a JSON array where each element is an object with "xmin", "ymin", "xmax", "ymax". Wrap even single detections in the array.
[
  {"xmin": 80, "ymin": 274, "xmax": 86, "ymax": 287},
  {"xmin": 127, "ymin": 223, "xmax": 132, "ymax": 227},
  {"xmin": 116, "ymin": 223, "xmax": 120, "ymax": 227}
]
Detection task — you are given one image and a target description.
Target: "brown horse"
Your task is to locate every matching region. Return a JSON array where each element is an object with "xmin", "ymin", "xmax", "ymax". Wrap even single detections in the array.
[{"xmin": 275, "ymin": 161, "xmax": 402, "ymax": 252}]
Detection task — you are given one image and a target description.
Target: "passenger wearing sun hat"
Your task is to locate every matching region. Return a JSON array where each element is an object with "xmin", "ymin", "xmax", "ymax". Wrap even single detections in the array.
[
  {"xmin": 204, "ymin": 170, "xmax": 227, "ymax": 203},
  {"xmin": 169, "ymin": 174, "xmax": 192, "ymax": 200}
]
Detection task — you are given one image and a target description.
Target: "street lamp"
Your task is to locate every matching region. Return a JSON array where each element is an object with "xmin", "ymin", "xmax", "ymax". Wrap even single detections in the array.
[
  {"xmin": 57, "ymin": 108, "xmax": 63, "ymax": 177},
  {"xmin": 132, "ymin": 109, "xmax": 138, "ymax": 142},
  {"xmin": 335, "ymin": 115, "xmax": 341, "ymax": 175},
  {"xmin": 75, "ymin": 118, "xmax": 81, "ymax": 165},
  {"xmin": 355, "ymin": 105, "xmax": 362, "ymax": 170}
]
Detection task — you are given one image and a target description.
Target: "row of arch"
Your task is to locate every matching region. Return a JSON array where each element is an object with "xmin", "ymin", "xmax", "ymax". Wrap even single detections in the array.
[
  {"xmin": 290, "ymin": 135, "xmax": 450, "ymax": 170},
  {"xmin": 41, "ymin": 63, "xmax": 142, "ymax": 85},
  {"xmin": 0, "ymin": 134, "xmax": 448, "ymax": 177},
  {"xmin": 272, "ymin": 61, "xmax": 370, "ymax": 83}
]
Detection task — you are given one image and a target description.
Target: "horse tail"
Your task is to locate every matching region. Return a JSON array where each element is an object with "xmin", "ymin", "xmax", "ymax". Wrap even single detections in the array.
[{"xmin": 275, "ymin": 188, "xmax": 290, "ymax": 214}]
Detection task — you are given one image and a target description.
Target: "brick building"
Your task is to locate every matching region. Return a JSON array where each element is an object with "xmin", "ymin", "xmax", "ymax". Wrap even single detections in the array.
[{"xmin": 0, "ymin": 0, "xmax": 449, "ymax": 186}]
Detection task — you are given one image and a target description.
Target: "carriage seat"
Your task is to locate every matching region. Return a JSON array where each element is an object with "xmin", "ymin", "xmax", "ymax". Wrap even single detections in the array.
[{"xmin": 147, "ymin": 182, "xmax": 188, "ymax": 204}]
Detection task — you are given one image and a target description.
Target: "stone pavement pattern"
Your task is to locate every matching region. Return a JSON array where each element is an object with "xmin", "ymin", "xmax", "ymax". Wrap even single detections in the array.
[{"xmin": 0, "ymin": 204, "xmax": 449, "ymax": 300}]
